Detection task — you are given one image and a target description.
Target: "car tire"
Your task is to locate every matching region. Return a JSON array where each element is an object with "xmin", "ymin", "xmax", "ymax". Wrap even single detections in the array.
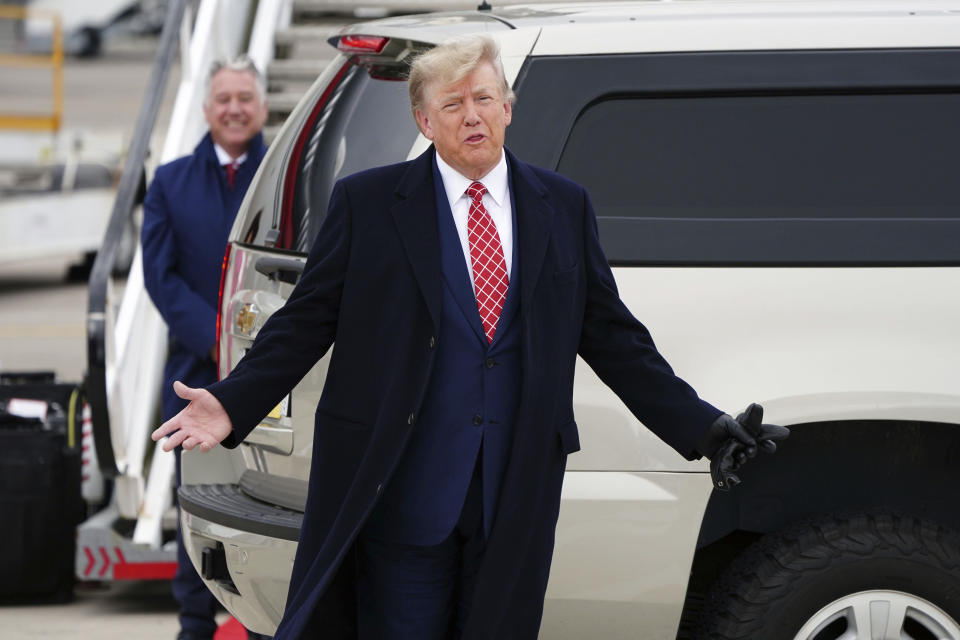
[{"xmin": 695, "ymin": 510, "xmax": 960, "ymax": 640}]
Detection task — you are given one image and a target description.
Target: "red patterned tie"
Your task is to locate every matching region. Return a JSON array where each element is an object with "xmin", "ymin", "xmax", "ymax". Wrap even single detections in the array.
[
  {"xmin": 224, "ymin": 161, "xmax": 238, "ymax": 189},
  {"xmin": 466, "ymin": 181, "xmax": 509, "ymax": 344}
]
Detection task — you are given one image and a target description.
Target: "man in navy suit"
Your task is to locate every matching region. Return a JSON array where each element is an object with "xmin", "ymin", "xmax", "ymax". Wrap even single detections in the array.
[
  {"xmin": 142, "ymin": 55, "xmax": 268, "ymax": 640},
  {"xmin": 152, "ymin": 37, "xmax": 785, "ymax": 639}
]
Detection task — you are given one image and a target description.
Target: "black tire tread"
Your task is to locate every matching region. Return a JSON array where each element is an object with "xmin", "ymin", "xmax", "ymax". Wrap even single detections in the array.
[{"xmin": 695, "ymin": 510, "xmax": 960, "ymax": 640}]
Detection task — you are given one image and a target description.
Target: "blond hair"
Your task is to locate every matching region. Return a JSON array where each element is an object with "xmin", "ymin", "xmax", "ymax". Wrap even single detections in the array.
[{"xmin": 407, "ymin": 35, "xmax": 516, "ymax": 123}]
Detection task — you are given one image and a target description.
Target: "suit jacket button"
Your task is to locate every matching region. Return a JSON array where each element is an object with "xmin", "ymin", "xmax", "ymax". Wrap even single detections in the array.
[
  {"xmin": 485, "ymin": 358, "xmax": 496, "ymax": 369},
  {"xmin": 407, "ymin": 413, "xmax": 415, "ymax": 425},
  {"xmin": 376, "ymin": 483, "xmax": 383, "ymax": 495},
  {"xmin": 473, "ymin": 414, "xmax": 483, "ymax": 426},
  {"xmin": 429, "ymin": 336, "xmax": 436, "ymax": 349}
]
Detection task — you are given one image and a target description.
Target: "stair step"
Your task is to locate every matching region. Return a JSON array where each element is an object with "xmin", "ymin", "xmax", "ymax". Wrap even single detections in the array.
[
  {"xmin": 267, "ymin": 59, "xmax": 329, "ymax": 82},
  {"xmin": 264, "ymin": 124, "xmax": 283, "ymax": 146},
  {"xmin": 267, "ymin": 91, "xmax": 306, "ymax": 113}
]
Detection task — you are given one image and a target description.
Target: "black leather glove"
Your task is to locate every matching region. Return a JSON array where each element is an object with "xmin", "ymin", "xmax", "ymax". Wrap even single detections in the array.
[
  {"xmin": 699, "ymin": 403, "xmax": 790, "ymax": 491},
  {"xmin": 736, "ymin": 403, "xmax": 790, "ymax": 454}
]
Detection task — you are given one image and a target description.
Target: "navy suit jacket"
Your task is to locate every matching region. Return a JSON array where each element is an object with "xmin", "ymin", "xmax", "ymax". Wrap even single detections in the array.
[
  {"xmin": 143, "ymin": 131, "xmax": 266, "ymax": 420},
  {"xmin": 209, "ymin": 146, "xmax": 721, "ymax": 639}
]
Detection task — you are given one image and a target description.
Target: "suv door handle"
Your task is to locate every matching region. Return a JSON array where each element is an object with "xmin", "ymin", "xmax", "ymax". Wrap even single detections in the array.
[{"xmin": 255, "ymin": 256, "xmax": 305, "ymax": 285}]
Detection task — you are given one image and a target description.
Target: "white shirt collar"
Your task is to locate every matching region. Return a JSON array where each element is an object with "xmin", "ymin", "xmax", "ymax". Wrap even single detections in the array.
[
  {"xmin": 435, "ymin": 149, "xmax": 509, "ymax": 208},
  {"xmin": 213, "ymin": 142, "xmax": 248, "ymax": 167}
]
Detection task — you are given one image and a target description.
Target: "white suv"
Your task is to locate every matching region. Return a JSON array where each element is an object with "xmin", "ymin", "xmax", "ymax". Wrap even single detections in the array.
[{"xmin": 178, "ymin": 2, "xmax": 960, "ymax": 638}]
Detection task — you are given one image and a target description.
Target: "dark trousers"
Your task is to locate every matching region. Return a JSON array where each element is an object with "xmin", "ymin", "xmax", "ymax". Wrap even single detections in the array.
[
  {"xmin": 174, "ymin": 446, "xmax": 218, "ymax": 637},
  {"xmin": 356, "ymin": 462, "xmax": 486, "ymax": 640}
]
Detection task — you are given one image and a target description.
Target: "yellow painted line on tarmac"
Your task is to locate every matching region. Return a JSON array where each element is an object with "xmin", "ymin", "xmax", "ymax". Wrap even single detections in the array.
[{"xmin": 0, "ymin": 324, "xmax": 85, "ymax": 338}]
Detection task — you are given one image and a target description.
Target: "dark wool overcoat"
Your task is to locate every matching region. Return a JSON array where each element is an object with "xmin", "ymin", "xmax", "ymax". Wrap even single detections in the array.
[
  {"xmin": 143, "ymin": 131, "xmax": 267, "ymax": 421},
  {"xmin": 208, "ymin": 146, "xmax": 721, "ymax": 639}
]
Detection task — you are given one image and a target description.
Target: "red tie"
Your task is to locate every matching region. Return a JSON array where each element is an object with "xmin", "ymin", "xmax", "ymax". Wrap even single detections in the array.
[
  {"xmin": 466, "ymin": 181, "xmax": 508, "ymax": 344},
  {"xmin": 224, "ymin": 161, "xmax": 238, "ymax": 189}
]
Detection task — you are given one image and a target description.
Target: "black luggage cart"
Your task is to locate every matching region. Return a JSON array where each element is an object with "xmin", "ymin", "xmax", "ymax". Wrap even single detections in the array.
[{"xmin": 0, "ymin": 372, "xmax": 85, "ymax": 603}]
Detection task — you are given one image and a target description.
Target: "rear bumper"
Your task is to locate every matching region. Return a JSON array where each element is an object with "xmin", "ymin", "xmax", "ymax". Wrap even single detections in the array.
[{"xmin": 179, "ymin": 484, "xmax": 301, "ymax": 635}]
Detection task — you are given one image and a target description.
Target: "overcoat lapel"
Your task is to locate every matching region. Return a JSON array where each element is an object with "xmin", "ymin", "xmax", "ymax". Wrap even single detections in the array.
[
  {"xmin": 198, "ymin": 137, "xmax": 228, "ymax": 218},
  {"xmin": 390, "ymin": 148, "xmax": 443, "ymax": 331},
  {"xmin": 388, "ymin": 146, "xmax": 550, "ymax": 335},
  {"xmin": 506, "ymin": 148, "xmax": 553, "ymax": 321}
]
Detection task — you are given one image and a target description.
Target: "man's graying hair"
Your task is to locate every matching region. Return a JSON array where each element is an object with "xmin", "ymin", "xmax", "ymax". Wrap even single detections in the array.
[
  {"xmin": 407, "ymin": 35, "xmax": 515, "ymax": 121},
  {"xmin": 205, "ymin": 55, "xmax": 266, "ymax": 105}
]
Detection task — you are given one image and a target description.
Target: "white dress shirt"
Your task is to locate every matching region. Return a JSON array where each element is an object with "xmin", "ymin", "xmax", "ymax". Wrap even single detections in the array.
[
  {"xmin": 213, "ymin": 143, "xmax": 248, "ymax": 167},
  {"xmin": 435, "ymin": 151, "xmax": 513, "ymax": 288}
]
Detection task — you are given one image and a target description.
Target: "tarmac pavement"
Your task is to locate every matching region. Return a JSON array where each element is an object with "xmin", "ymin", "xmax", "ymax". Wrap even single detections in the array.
[
  {"xmin": 0, "ymin": 256, "xmax": 87, "ymax": 381},
  {"xmin": 2, "ymin": 581, "xmax": 185, "ymax": 640}
]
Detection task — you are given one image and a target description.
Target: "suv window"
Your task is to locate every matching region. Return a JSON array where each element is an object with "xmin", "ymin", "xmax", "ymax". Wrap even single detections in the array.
[
  {"xmin": 509, "ymin": 49, "xmax": 960, "ymax": 265},
  {"xmin": 242, "ymin": 65, "xmax": 419, "ymax": 252},
  {"xmin": 558, "ymin": 93, "xmax": 960, "ymax": 222}
]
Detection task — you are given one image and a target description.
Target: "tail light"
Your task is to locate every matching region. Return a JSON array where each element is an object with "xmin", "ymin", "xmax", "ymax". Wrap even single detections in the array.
[
  {"xmin": 336, "ymin": 35, "xmax": 388, "ymax": 53},
  {"xmin": 277, "ymin": 62, "xmax": 351, "ymax": 249},
  {"xmin": 215, "ymin": 242, "xmax": 232, "ymax": 380}
]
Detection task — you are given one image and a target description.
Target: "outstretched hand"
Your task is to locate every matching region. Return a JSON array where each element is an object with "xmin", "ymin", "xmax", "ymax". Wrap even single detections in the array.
[
  {"xmin": 151, "ymin": 381, "xmax": 233, "ymax": 452},
  {"xmin": 707, "ymin": 404, "xmax": 790, "ymax": 491}
]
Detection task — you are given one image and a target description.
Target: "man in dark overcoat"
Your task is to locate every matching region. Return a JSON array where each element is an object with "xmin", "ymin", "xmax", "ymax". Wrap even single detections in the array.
[
  {"xmin": 152, "ymin": 36, "xmax": 784, "ymax": 640},
  {"xmin": 143, "ymin": 56, "xmax": 267, "ymax": 640}
]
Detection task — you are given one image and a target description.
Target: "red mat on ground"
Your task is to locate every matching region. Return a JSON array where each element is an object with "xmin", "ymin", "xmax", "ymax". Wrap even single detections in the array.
[{"xmin": 214, "ymin": 616, "xmax": 248, "ymax": 640}]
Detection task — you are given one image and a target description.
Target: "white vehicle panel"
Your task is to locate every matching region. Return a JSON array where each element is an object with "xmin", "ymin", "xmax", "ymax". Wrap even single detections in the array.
[
  {"xmin": 183, "ymin": 511, "xmax": 297, "ymax": 635},
  {"xmin": 0, "ymin": 189, "xmax": 113, "ymax": 264},
  {"xmin": 532, "ymin": 11, "xmax": 960, "ymax": 56},
  {"xmin": 543, "ymin": 471, "xmax": 712, "ymax": 639},
  {"xmin": 569, "ymin": 267, "xmax": 960, "ymax": 472}
]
